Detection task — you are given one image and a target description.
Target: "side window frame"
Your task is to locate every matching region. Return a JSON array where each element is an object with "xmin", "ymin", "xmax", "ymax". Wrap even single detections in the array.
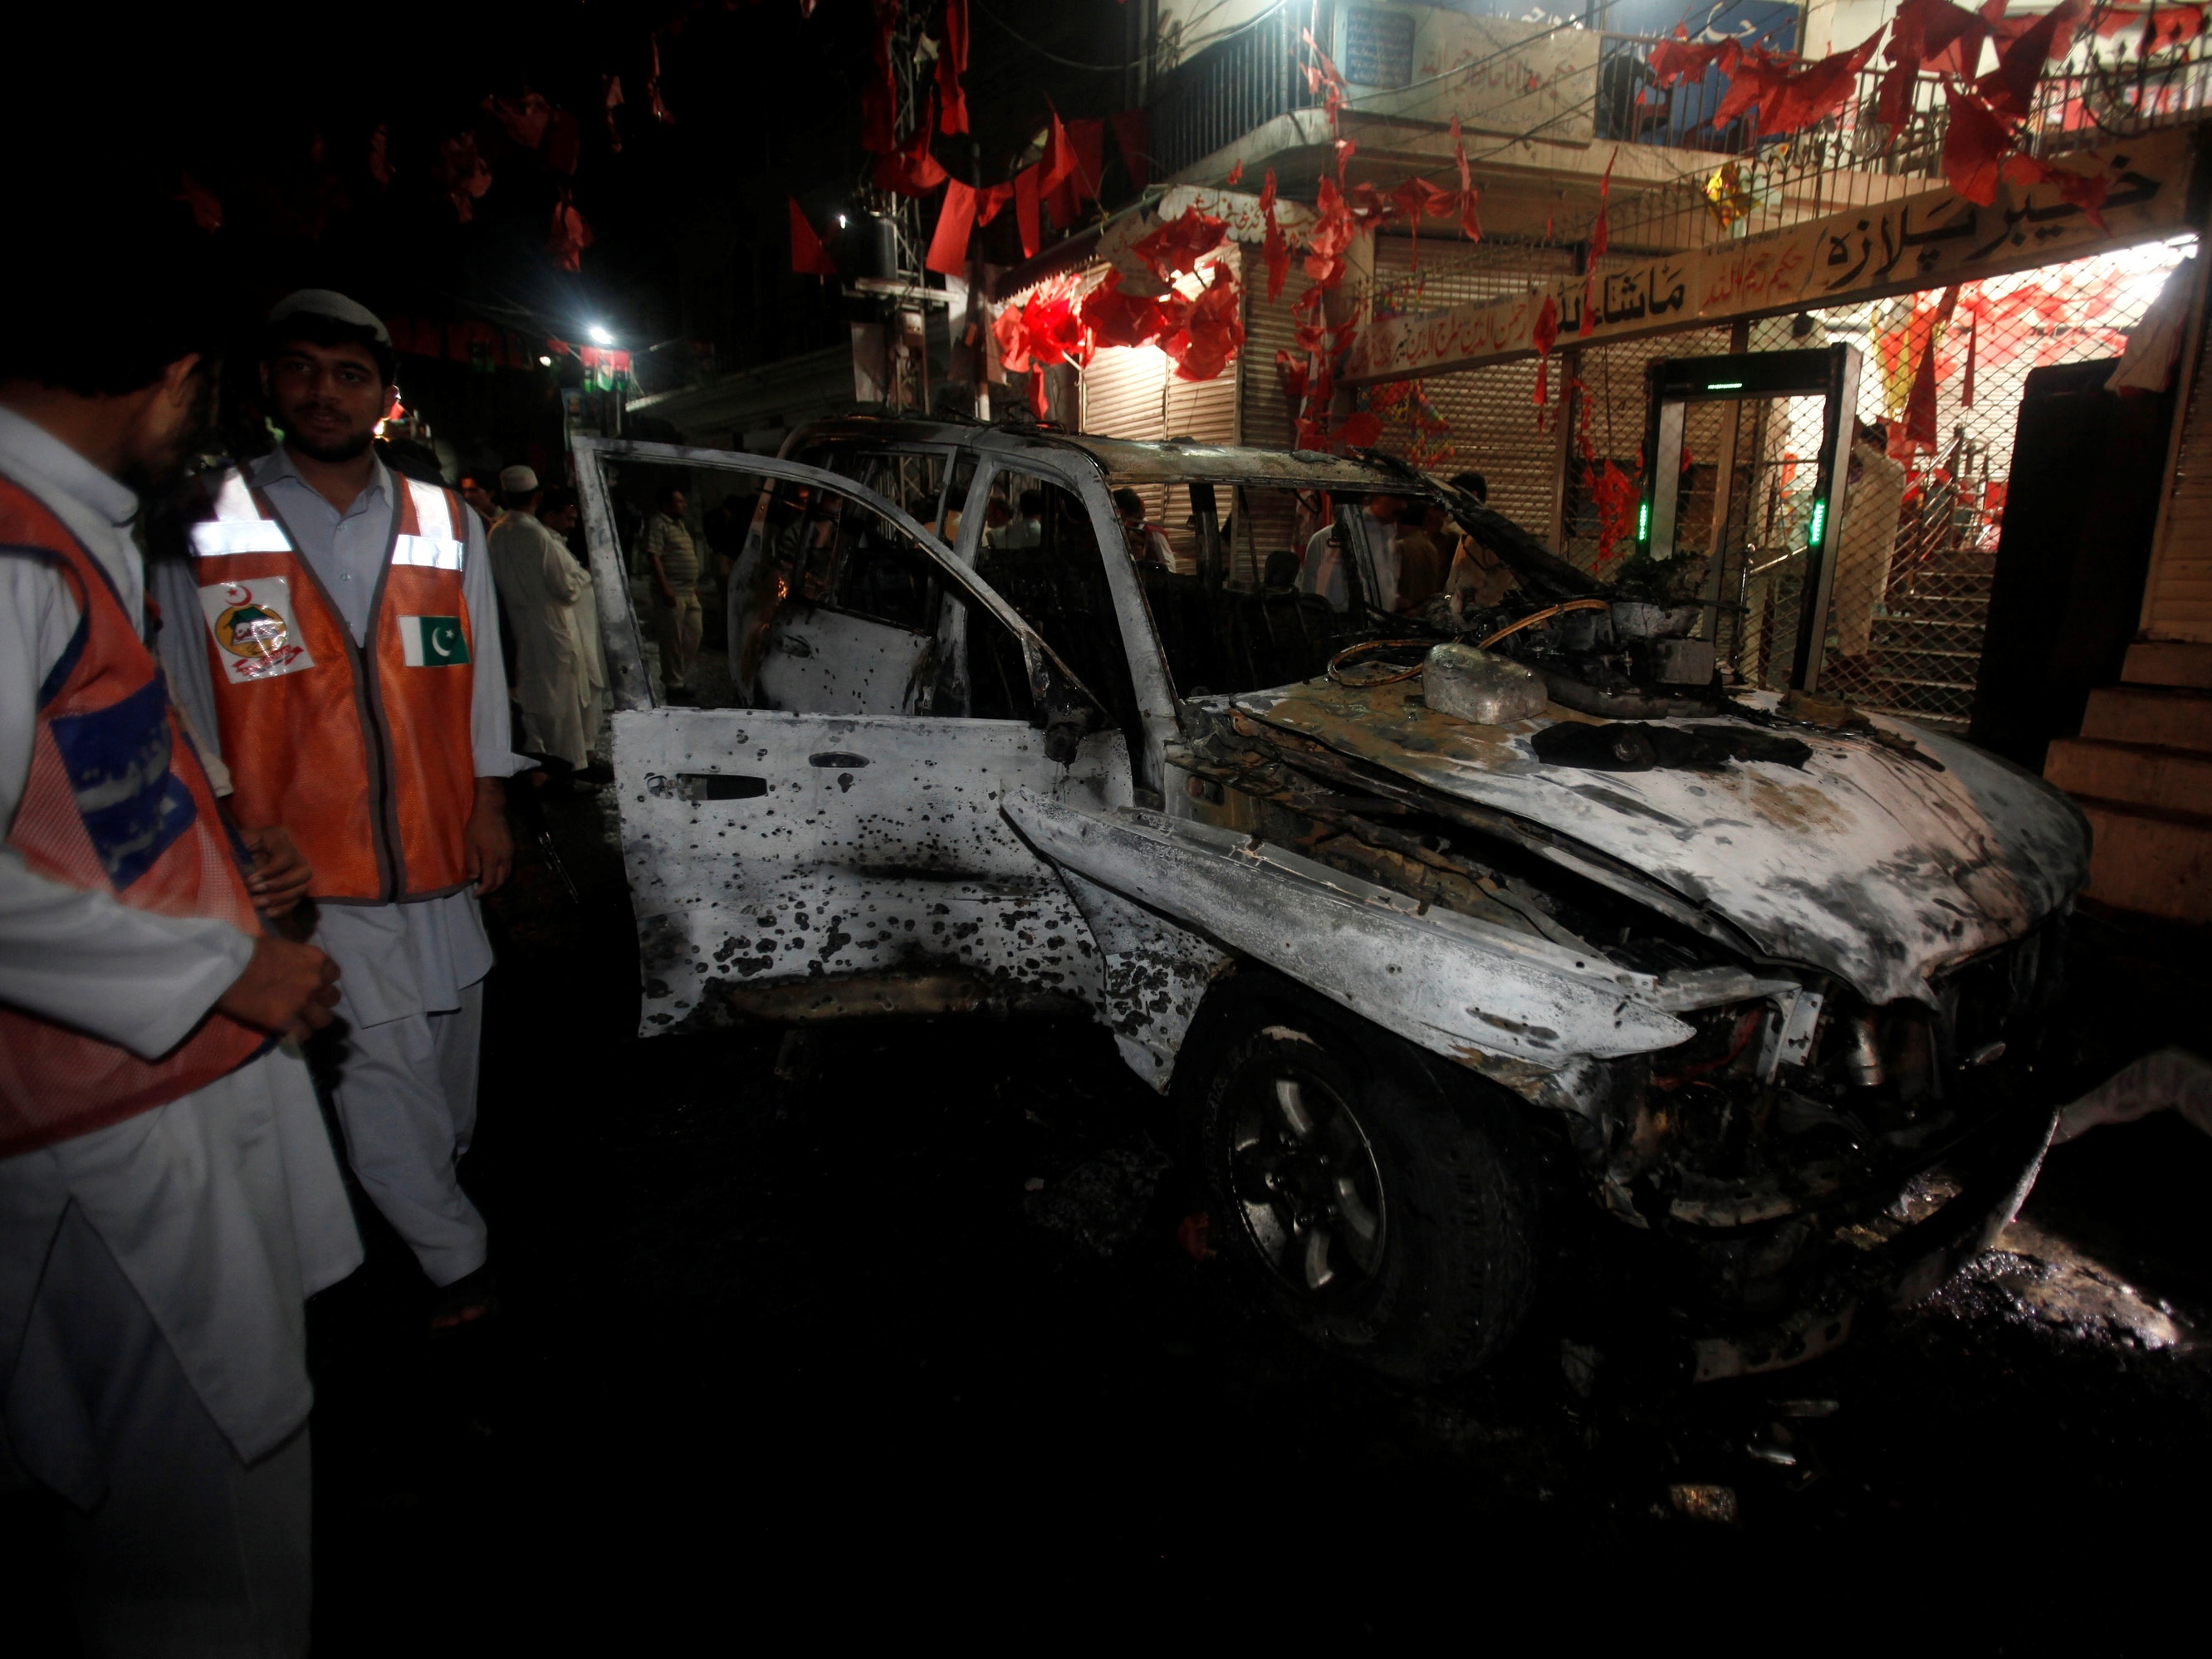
[
  {"xmin": 573, "ymin": 437, "xmax": 1084, "ymax": 724},
  {"xmin": 964, "ymin": 453, "xmax": 1178, "ymax": 793}
]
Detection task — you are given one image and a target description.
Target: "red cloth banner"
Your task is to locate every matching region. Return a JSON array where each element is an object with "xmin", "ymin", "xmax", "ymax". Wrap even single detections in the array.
[
  {"xmin": 1014, "ymin": 164, "xmax": 1042, "ymax": 258},
  {"xmin": 1108, "ymin": 109, "xmax": 1150, "ymax": 190},
  {"xmin": 790, "ymin": 197, "xmax": 838, "ymax": 276},
  {"xmin": 937, "ymin": 0, "xmax": 971, "ymax": 135},
  {"xmin": 927, "ymin": 179, "xmax": 977, "ymax": 277}
]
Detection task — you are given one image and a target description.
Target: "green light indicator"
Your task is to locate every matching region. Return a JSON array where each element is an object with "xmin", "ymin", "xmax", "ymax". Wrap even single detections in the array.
[
  {"xmin": 1637, "ymin": 500, "xmax": 1652, "ymax": 541},
  {"xmin": 1808, "ymin": 497, "xmax": 1828, "ymax": 546},
  {"xmin": 1707, "ymin": 379, "xmax": 1745, "ymax": 390}
]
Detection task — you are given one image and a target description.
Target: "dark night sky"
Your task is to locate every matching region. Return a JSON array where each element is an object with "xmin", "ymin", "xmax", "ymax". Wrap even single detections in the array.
[{"xmin": 31, "ymin": 2, "xmax": 1142, "ymax": 370}]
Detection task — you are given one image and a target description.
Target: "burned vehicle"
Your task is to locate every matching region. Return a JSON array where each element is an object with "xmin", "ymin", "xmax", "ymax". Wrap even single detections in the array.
[{"xmin": 575, "ymin": 415, "xmax": 2087, "ymax": 1386}]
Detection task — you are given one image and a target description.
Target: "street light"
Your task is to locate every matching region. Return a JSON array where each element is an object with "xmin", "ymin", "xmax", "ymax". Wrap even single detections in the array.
[{"xmin": 587, "ymin": 323, "xmax": 614, "ymax": 345}]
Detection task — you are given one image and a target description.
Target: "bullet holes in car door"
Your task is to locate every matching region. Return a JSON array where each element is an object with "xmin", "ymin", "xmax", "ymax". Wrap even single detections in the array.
[
  {"xmin": 580, "ymin": 441, "xmax": 1129, "ymax": 1035},
  {"xmin": 739, "ymin": 477, "xmax": 947, "ymax": 717}
]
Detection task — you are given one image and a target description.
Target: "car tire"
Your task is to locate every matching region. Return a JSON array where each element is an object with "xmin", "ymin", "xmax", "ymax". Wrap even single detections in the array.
[{"xmin": 1182, "ymin": 975, "xmax": 1539, "ymax": 1386}]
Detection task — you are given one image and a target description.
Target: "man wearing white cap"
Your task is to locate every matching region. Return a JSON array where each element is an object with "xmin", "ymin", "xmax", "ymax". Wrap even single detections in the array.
[
  {"xmin": 154, "ymin": 289, "xmax": 526, "ymax": 1333},
  {"xmin": 487, "ymin": 464, "xmax": 594, "ymax": 773}
]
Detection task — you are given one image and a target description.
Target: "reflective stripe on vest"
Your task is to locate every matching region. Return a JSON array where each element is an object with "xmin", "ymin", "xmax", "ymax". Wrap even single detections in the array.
[
  {"xmin": 0, "ymin": 479, "xmax": 270, "ymax": 1157},
  {"xmin": 189, "ymin": 466, "xmax": 477, "ymax": 903}
]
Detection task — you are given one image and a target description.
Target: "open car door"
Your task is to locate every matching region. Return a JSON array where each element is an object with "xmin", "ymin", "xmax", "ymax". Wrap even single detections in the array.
[{"xmin": 573, "ymin": 438, "xmax": 1129, "ymax": 1035}]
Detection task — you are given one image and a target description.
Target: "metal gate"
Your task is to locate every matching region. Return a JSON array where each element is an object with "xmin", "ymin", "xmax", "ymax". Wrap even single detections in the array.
[
  {"xmin": 1573, "ymin": 239, "xmax": 2190, "ymax": 727},
  {"xmin": 1778, "ymin": 240, "xmax": 2189, "ymax": 727}
]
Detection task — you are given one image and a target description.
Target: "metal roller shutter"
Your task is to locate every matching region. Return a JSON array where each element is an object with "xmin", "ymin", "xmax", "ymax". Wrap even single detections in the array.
[
  {"xmin": 1240, "ymin": 242, "xmax": 1304, "ymax": 456},
  {"xmin": 1082, "ymin": 342, "xmax": 1168, "ymax": 441},
  {"xmin": 1364, "ymin": 237, "xmax": 1578, "ymax": 532},
  {"xmin": 1233, "ymin": 244, "xmax": 1310, "ymax": 580},
  {"xmin": 1079, "ymin": 342, "xmax": 1181, "ymax": 565}
]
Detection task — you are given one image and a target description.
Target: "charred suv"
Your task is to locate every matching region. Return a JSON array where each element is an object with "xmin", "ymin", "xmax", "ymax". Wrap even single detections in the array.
[{"xmin": 578, "ymin": 417, "xmax": 2087, "ymax": 1387}]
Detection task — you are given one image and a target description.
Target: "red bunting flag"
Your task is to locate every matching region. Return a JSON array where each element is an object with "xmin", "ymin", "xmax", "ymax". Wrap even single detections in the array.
[
  {"xmin": 1579, "ymin": 150, "xmax": 1616, "ymax": 338},
  {"xmin": 874, "ymin": 91, "xmax": 947, "ymax": 196},
  {"xmin": 937, "ymin": 0, "xmax": 970, "ymax": 135},
  {"xmin": 1046, "ymin": 118, "xmax": 1105, "ymax": 228},
  {"xmin": 1978, "ymin": 0, "xmax": 2086, "ymax": 118},
  {"xmin": 1082, "ymin": 271, "xmax": 1174, "ymax": 350},
  {"xmin": 547, "ymin": 194, "xmax": 593, "ymax": 272},
  {"xmin": 2004, "ymin": 151, "xmax": 2112, "ymax": 229},
  {"xmin": 1718, "ymin": 32, "xmax": 1884, "ymax": 138},
  {"xmin": 1650, "ymin": 27, "xmax": 1728, "ymax": 86},
  {"xmin": 860, "ymin": 0, "xmax": 898, "ymax": 154},
  {"xmin": 1894, "ymin": 286, "xmax": 1961, "ymax": 456},
  {"xmin": 1942, "ymin": 80, "xmax": 2012, "ymax": 204},
  {"xmin": 1040, "ymin": 109, "xmax": 1078, "ymax": 197},
  {"xmin": 1108, "ymin": 109, "xmax": 1150, "ymax": 190},
  {"xmin": 976, "ymin": 181, "xmax": 1013, "ymax": 226},
  {"xmin": 1014, "ymin": 164, "xmax": 1042, "ymax": 258},
  {"xmin": 790, "ymin": 197, "xmax": 838, "ymax": 277},
  {"xmin": 1261, "ymin": 170, "xmax": 1290, "ymax": 301},
  {"xmin": 1133, "ymin": 206, "xmax": 1228, "ymax": 281},
  {"xmin": 1532, "ymin": 293, "xmax": 1560, "ymax": 412},
  {"xmin": 927, "ymin": 179, "xmax": 978, "ymax": 277}
]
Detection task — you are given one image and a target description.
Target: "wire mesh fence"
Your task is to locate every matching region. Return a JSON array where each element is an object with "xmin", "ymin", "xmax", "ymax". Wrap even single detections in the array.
[
  {"xmin": 1795, "ymin": 235, "xmax": 2191, "ymax": 727},
  {"xmin": 1353, "ymin": 234, "xmax": 2191, "ymax": 729}
]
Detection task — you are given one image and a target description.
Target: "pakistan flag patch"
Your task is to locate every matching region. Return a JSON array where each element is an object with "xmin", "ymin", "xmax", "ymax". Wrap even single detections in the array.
[{"xmin": 399, "ymin": 615, "xmax": 471, "ymax": 667}]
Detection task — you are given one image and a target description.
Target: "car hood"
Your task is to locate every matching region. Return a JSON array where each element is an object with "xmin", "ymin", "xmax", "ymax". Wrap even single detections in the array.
[{"xmin": 1230, "ymin": 680, "xmax": 2090, "ymax": 1006}]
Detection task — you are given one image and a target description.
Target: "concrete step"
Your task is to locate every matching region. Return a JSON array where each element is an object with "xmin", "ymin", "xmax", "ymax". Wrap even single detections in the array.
[
  {"xmin": 1882, "ymin": 596, "xmax": 1992, "ymax": 619},
  {"xmin": 2077, "ymin": 798, "xmax": 2212, "ymax": 926},
  {"xmin": 2125, "ymin": 639, "xmax": 2212, "ymax": 689},
  {"xmin": 2079, "ymin": 684, "xmax": 2212, "ymax": 751},
  {"xmin": 2045, "ymin": 737, "xmax": 2212, "ymax": 816},
  {"xmin": 1877, "ymin": 614, "xmax": 1983, "ymax": 634}
]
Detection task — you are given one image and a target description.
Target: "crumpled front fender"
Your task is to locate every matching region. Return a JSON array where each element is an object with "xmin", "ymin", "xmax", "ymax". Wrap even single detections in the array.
[{"xmin": 1004, "ymin": 793, "xmax": 1705, "ymax": 1089}]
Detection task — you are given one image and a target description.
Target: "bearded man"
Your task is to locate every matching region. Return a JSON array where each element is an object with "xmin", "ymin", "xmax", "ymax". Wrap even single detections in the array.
[{"xmin": 154, "ymin": 291, "xmax": 526, "ymax": 1334}]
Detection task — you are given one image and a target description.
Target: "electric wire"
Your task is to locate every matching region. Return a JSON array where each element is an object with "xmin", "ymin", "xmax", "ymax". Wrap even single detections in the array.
[{"xmin": 969, "ymin": 0, "xmax": 1290, "ymax": 75}]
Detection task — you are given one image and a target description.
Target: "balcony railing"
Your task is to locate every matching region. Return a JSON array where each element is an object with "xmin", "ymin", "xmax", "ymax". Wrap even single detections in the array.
[
  {"xmin": 1600, "ymin": 29, "xmax": 2212, "ymax": 252},
  {"xmin": 1147, "ymin": 5, "xmax": 1319, "ymax": 183},
  {"xmin": 1149, "ymin": 10, "xmax": 2212, "ymax": 235}
]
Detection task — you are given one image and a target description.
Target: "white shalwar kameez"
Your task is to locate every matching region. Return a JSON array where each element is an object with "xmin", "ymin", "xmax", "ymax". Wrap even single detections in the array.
[
  {"xmin": 489, "ymin": 507, "xmax": 592, "ymax": 769},
  {"xmin": 1299, "ymin": 516, "xmax": 1397, "ymax": 613},
  {"xmin": 0, "ymin": 408, "xmax": 364, "ymax": 1655},
  {"xmin": 154, "ymin": 447, "xmax": 528, "ymax": 1290}
]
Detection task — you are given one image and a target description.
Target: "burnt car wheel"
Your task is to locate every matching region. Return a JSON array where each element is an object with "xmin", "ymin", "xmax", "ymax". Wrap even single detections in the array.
[{"xmin": 1184, "ymin": 976, "xmax": 1539, "ymax": 1385}]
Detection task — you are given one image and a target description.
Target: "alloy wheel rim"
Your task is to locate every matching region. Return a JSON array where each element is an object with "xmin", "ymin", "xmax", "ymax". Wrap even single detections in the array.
[{"xmin": 1228, "ymin": 1069, "xmax": 1387, "ymax": 1294}]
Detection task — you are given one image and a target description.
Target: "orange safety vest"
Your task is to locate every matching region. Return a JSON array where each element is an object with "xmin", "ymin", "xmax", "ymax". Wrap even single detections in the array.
[
  {"xmin": 188, "ymin": 464, "xmax": 478, "ymax": 903},
  {"xmin": 0, "ymin": 479, "xmax": 271, "ymax": 1157}
]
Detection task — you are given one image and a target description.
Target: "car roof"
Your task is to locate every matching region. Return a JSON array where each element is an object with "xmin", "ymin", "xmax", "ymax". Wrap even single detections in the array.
[{"xmin": 785, "ymin": 417, "xmax": 1415, "ymax": 492}]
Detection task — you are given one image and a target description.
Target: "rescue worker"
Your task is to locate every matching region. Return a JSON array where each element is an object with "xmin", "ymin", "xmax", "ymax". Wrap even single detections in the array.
[
  {"xmin": 488, "ymin": 465, "xmax": 592, "ymax": 774},
  {"xmin": 154, "ymin": 290, "xmax": 524, "ymax": 1333},
  {"xmin": 2, "ymin": 202, "xmax": 360, "ymax": 1650}
]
